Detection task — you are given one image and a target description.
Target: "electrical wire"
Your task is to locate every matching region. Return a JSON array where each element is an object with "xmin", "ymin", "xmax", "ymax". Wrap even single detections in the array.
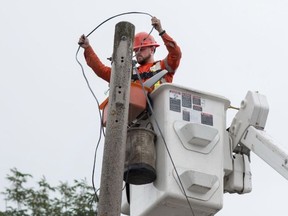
[
  {"xmin": 76, "ymin": 11, "xmax": 196, "ymax": 216},
  {"xmin": 75, "ymin": 49, "xmax": 103, "ymax": 203},
  {"xmin": 86, "ymin": 11, "xmax": 153, "ymax": 38}
]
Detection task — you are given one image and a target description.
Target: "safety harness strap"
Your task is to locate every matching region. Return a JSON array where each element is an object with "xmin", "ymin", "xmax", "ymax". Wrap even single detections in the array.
[{"xmin": 131, "ymin": 69, "xmax": 163, "ymax": 81}]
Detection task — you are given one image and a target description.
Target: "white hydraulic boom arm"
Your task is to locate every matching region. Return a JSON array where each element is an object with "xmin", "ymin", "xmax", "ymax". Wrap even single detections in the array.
[{"xmin": 229, "ymin": 91, "xmax": 288, "ymax": 180}]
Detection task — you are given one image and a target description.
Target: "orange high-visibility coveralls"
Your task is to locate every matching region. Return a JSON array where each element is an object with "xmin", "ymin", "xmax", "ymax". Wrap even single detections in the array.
[{"xmin": 83, "ymin": 32, "xmax": 182, "ymax": 85}]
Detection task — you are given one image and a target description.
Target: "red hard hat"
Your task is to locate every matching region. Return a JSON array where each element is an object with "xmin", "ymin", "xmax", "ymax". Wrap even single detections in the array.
[{"xmin": 133, "ymin": 32, "xmax": 160, "ymax": 51}]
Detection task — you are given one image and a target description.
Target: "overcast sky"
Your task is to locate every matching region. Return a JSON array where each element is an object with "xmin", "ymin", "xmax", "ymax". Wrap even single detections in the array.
[{"xmin": 1, "ymin": 0, "xmax": 288, "ymax": 215}]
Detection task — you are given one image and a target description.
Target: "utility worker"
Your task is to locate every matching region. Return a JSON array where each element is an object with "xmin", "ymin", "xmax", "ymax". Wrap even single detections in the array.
[
  {"xmin": 79, "ymin": 17, "xmax": 181, "ymax": 186},
  {"xmin": 78, "ymin": 17, "xmax": 182, "ymax": 88}
]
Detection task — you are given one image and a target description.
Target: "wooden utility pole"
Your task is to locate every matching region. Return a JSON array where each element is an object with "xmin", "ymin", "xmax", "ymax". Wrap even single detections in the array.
[{"xmin": 98, "ymin": 22, "xmax": 135, "ymax": 216}]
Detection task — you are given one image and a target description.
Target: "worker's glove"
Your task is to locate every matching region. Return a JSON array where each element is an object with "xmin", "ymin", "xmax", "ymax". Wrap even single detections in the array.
[
  {"xmin": 78, "ymin": 34, "xmax": 90, "ymax": 49},
  {"xmin": 151, "ymin": 17, "xmax": 164, "ymax": 33}
]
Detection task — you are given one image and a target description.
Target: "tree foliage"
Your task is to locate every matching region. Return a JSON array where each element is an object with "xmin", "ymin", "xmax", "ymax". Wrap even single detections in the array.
[{"xmin": 0, "ymin": 168, "xmax": 97, "ymax": 216}]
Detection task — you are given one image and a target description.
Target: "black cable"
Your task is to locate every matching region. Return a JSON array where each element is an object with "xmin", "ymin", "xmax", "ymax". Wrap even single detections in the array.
[
  {"xmin": 86, "ymin": 11, "xmax": 153, "ymax": 38},
  {"xmin": 76, "ymin": 11, "xmax": 195, "ymax": 215},
  {"xmin": 75, "ymin": 48, "xmax": 103, "ymax": 202}
]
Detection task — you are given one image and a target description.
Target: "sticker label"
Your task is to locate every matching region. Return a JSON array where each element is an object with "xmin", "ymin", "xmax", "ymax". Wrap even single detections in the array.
[
  {"xmin": 182, "ymin": 109, "xmax": 190, "ymax": 121},
  {"xmin": 201, "ymin": 113, "xmax": 213, "ymax": 126},
  {"xmin": 169, "ymin": 90, "xmax": 181, "ymax": 112},
  {"xmin": 168, "ymin": 90, "xmax": 213, "ymax": 126},
  {"xmin": 182, "ymin": 92, "xmax": 192, "ymax": 108},
  {"xmin": 193, "ymin": 96, "xmax": 201, "ymax": 106}
]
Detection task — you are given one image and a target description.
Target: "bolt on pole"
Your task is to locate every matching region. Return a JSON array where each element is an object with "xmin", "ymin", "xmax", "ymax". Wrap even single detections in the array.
[{"xmin": 98, "ymin": 21, "xmax": 135, "ymax": 216}]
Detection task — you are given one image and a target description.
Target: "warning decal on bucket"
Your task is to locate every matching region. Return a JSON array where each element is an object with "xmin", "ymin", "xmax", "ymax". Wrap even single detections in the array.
[
  {"xmin": 168, "ymin": 89, "xmax": 214, "ymax": 126},
  {"xmin": 169, "ymin": 90, "xmax": 181, "ymax": 112}
]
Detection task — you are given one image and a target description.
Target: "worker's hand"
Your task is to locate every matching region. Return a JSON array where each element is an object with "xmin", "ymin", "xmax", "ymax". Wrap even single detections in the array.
[
  {"xmin": 151, "ymin": 17, "xmax": 164, "ymax": 33},
  {"xmin": 78, "ymin": 34, "xmax": 90, "ymax": 49}
]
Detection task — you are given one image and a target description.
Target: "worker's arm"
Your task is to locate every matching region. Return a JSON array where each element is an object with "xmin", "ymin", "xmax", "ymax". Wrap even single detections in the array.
[
  {"xmin": 160, "ymin": 32, "xmax": 182, "ymax": 73},
  {"xmin": 78, "ymin": 35, "xmax": 111, "ymax": 82},
  {"xmin": 84, "ymin": 46, "xmax": 111, "ymax": 82},
  {"xmin": 151, "ymin": 17, "xmax": 182, "ymax": 73}
]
